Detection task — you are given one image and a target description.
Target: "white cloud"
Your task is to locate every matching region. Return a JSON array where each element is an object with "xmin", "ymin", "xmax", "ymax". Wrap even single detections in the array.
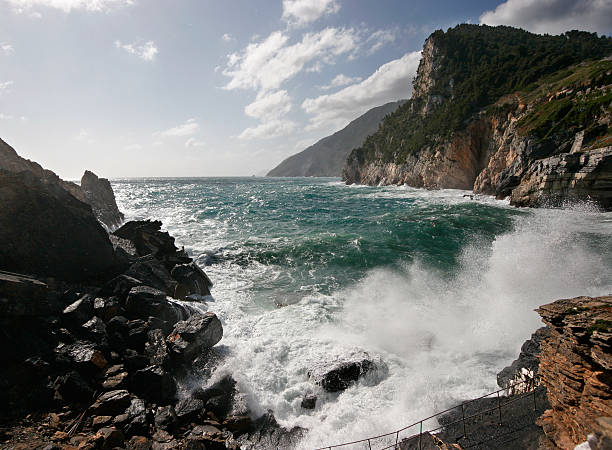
[
  {"xmin": 155, "ymin": 118, "xmax": 199, "ymax": 138},
  {"xmin": 282, "ymin": 0, "xmax": 340, "ymax": 27},
  {"xmin": 0, "ymin": 113, "xmax": 13, "ymax": 120},
  {"xmin": 124, "ymin": 143, "xmax": 142, "ymax": 151},
  {"xmin": 244, "ymin": 90, "xmax": 292, "ymax": 120},
  {"xmin": 319, "ymin": 73, "xmax": 362, "ymax": 90},
  {"xmin": 185, "ymin": 137, "xmax": 205, "ymax": 148},
  {"xmin": 222, "ymin": 33, "xmax": 234, "ymax": 42},
  {"xmin": 302, "ymin": 51, "xmax": 421, "ymax": 131},
  {"xmin": 5, "ymin": 0, "xmax": 133, "ymax": 13},
  {"xmin": 366, "ymin": 29, "xmax": 397, "ymax": 54},
  {"xmin": 1, "ymin": 43, "xmax": 14, "ymax": 55},
  {"xmin": 115, "ymin": 40, "xmax": 158, "ymax": 61},
  {"xmin": 74, "ymin": 129, "xmax": 94, "ymax": 144},
  {"xmin": 480, "ymin": 0, "xmax": 612, "ymax": 35},
  {"xmin": 0, "ymin": 80, "xmax": 14, "ymax": 94},
  {"xmin": 238, "ymin": 119, "xmax": 297, "ymax": 140},
  {"xmin": 223, "ymin": 27, "xmax": 360, "ymax": 92}
]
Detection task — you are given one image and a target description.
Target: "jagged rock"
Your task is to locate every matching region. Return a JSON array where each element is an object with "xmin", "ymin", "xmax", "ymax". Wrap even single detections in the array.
[
  {"xmin": 126, "ymin": 256, "xmax": 177, "ymax": 296},
  {"xmin": 93, "ymin": 297, "xmax": 121, "ymax": 321},
  {"xmin": 171, "ymin": 263, "xmax": 212, "ymax": 299},
  {"xmin": 0, "ymin": 271, "xmax": 51, "ymax": 316},
  {"xmin": 310, "ymin": 358, "xmax": 376, "ymax": 392},
  {"xmin": 174, "ymin": 397, "xmax": 205, "ymax": 422},
  {"xmin": 536, "ymin": 295, "xmax": 612, "ymax": 448},
  {"xmin": 90, "ymin": 390, "xmax": 131, "ymax": 416},
  {"xmin": 193, "ymin": 376, "xmax": 236, "ymax": 421},
  {"xmin": 92, "ymin": 416, "xmax": 114, "ymax": 429},
  {"xmin": 167, "ymin": 313, "xmax": 223, "ymax": 360},
  {"xmin": 223, "ymin": 415, "xmax": 252, "ymax": 434},
  {"xmin": 122, "ymin": 397, "xmax": 148, "ymax": 436},
  {"xmin": 125, "ymin": 286, "xmax": 191, "ymax": 331},
  {"xmin": 126, "ymin": 435, "xmax": 152, "ymax": 450},
  {"xmin": 145, "ymin": 329, "xmax": 170, "ymax": 367},
  {"xmin": 96, "ymin": 426, "xmax": 125, "ymax": 449},
  {"xmin": 0, "ymin": 170, "xmax": 127, "ymax": 282},
  {"xmin": 127, "ymin": 319, "xmax": 150, "ymax": 352},
  {"xmin": 54, "ymin": 371, "xmax": 94, "ymax": 403},
  {"xmin": 103, "ymin": 365, "xmax": 129, "ymax": 390},
  {"xmin": 301, "ymin": 394, "xmax": 317, "ymax": 409},
  {"xmin": 131, "ymin": 365, "xmax": 176, "ymax": 404},
  {"xmin": 497, "ymin": 326, "xmax": 552, "ymax": 392},
  {"xmin": 235, "ymin": 411, "xmax": 305, "ymax": 450},
  {"xmin": 82, "ymin": 316, "xmax": 108, "ymax": 346},
  {"xmin": 114, "ymin": 221, "xmax": 182, "ymax": 261},
  {"xmin": 80, "ymin": 170, "xmax": 124, "ymax": 230},
  {"xmin": 100, "ymin": 275, "xmax": 142, "ymax": 301},
  {"xmin": 62, "ymin": 295, "xmax": 95, "ymax": 327},
  {"xmin": 55, "ymin": 341, "xmax": 107, "ymax": 372},
  {"xmin": 123, "ymin": 349, "xmax": 150, "ymax": 372},
  {"xmin": 154, "ymin": 405, "xmax": 177, "ymax": 431}
]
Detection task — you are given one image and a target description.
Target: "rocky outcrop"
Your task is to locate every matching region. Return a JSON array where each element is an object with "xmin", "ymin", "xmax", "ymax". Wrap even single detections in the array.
[
  {"xmin": 535, "ymin": 295, "xmax": 612, "ymax": 449},
  {"xmin": 267, "ymin": 100, "xmax": 405, "ymax": 177},
  {"xmin": 0, "ymin": 170, "xmax": 127, "ymax": 282},
  {"xmin": 510, "ymin": 146, "xmax": 612, "ymax": 209},
  {"xmin": 0, "ymin": 137, "xmax": 124, "ymax": 228},
  {"xmin": 81, "ymin": 170, "xmax": 124, "ymax": 230}
]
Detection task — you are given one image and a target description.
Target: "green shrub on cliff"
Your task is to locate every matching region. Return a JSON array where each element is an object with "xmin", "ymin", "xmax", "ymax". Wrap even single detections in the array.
[{"xmin": 351, "ymin": 24, "xmax": 612, "ymax": 165}]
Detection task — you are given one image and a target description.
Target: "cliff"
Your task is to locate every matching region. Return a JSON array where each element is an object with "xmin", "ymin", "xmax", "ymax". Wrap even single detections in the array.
[
  {"xmin": 267, "ymin": 101, "xmax": 404, "ymax": 177},
  {"xmin": 342, "ymin": 25, "xmax": 612, "ymax": 210},
  {"xmin": 535, "ymin": 295, "xmax": 612, "ymax": 449},
  {"xmin": 0, "ymin": 137, "xmax": 124, "ymax": 229}
]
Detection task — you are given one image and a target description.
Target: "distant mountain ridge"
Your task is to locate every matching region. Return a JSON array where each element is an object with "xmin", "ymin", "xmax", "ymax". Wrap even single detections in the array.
[{"xmin": 267, "ymin": 100, "xmax": 405, "ymax": 177}]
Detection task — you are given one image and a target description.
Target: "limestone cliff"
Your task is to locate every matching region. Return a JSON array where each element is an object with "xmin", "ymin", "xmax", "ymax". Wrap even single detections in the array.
[
  {"xmin": 342, "ymin": 25, "xmax": 612, "ymax": 210},
  {"xmin": 535, "ymin": 295, "xmax": 612, "ymax": 449}
]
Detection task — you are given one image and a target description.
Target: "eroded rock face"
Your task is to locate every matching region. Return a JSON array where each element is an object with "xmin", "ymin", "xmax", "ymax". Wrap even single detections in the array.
[
  {"xmin": 535, "ymin": 295, "xmax": 612, "ymax": 449},
  {"xmin": 81, "ymin": 170, "xmax": 125, "ymax": 230},
  {"xmin": 0, "ymin": 170, "xmax": 127, "ymax": 282}
]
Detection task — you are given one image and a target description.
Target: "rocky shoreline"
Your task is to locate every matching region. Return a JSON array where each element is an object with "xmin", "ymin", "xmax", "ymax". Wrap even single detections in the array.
[{"xmin": 1, "ymin": 138, "xmax": 611, "ymax": 449}]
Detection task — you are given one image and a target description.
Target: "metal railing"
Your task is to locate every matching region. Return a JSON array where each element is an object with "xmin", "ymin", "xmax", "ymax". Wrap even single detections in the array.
[{"xmin": 315, "ymin": 377, "xmax": 544, "ymax": 450}]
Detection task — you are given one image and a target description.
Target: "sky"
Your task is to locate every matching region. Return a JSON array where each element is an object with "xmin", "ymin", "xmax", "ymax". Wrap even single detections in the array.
[{"xmin": 0, "ymin": 0, "xmax": 611, "ymax": 179}]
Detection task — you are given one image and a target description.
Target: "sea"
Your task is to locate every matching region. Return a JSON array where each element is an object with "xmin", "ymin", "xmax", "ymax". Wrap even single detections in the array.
[{"xmin": 112, "ymin": 176, "xmax": 612, "ymax": 449}]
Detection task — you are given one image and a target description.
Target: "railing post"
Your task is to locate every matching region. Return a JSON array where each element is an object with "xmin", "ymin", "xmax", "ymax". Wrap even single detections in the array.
[
  {"xmin": 497, "ymin": 391, "xmax": 502, "ymax": 425},
  {"xmin": 419, "ymin": 421, "xmax": 422, "ymax": 450},
  {"xmin": 461, "ymin": 403, "xmax": 466, "ymax": 438},
  {"xmin": 367, "ymin": 438, "xmax": 372, "ymax": 450},
  {"xmin": 395, "ymin": 430, "xmax": 399, "ymax": 447}
]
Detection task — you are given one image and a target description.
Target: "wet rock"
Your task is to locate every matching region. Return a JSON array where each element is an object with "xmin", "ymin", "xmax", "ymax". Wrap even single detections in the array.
[
  {"xmin": 80, "ymin": 169, "xmax": 124, "ymax": 230},
  {"xmin": 123, "ymin": 349, "xmax": 150, "ymax": 372},
  {"xmin": 55, "ymin": 341, "xmax": 107, "ymax": 372},
  {"xmin": 310, "ymin": 357, "xmax": 376, "ymax": 392},
  {"xmin": 152, "ymin": 430, "xmax": 179, "ymax": 449},
  {"xmin": 301, "ymin": 394, "xmax": 317, "ymax": 409},
  {"xmin": 131, "ymin": 365, "xmax": 176, "ymax": 404},
  {"xmin": 96, "ymin": 426, "xmax": 125, "ymax": 449},
  {"xmin": 223, "ymin": 415, "xmax": 253, "ymax": 434},
  {"xmin": 102, "ymin": 365, "xmax": 129, "ymax": 390},
  {"xmin": 171, "ymin": 263, "xmax": 212, "ymax": 299},
  {"xmin": 90, "ymin": 390, "xmax": 131, "ymax": 416},
  {"xmin": 194, "ymin": 376, "xmax": 236, "ymax": 421},
  {"xmin": 113, "ymin": 220, "xmax": 181, "ymax": 261},
  {"xmin": 62, "ymin": 295, "xmax": 94, "ymax": 327},
  {"xmin": 126, "ymin": 435, "xmax": 152, "ymax": 450},
  {"xmin": 82, "ymin": 316, "xmax": 108, "ymax": 346},
  {"xmin": 126, "ymin": 256, "xmax": 177, "ymax": 296},
  {"xmin": 174, "ymin": 397, "xmax": 205, "ymax": 422},
  {"xmin": 0, "ymin": 170, "xmax": 126, "ymax": 282},
  {"xmin": 154, "ymin": 405, "xmax": 177, "ymax": 431},
  {"xmin": 92, "ymin": 415, "xmax": 113, "ymax": 428},
  {"xmin": 54, "ymin": 371, "xmax": 94, "ymax": 403},
  {"xmin": 123, "ymin": 397, "xmax": 149, "ymax": 436},
  {"xmin": 0, "ymin": 271, "xmax": 50, "ymax": 316},
  {"xmin": 145, "ymin": 329, "xmax": 170, "ymax": 367},
  {"xmin": 100, "ymin": 275, "xmax": 142, "ymax": 301},
  {"xmin": 125, "ymin": 286, "xmax": 190, "ymax": 331},
  {"xmin": 236, "ymin": 411, "xmax": 305, "ymax": 450},
  {"xmin": 167, "ymin": 312, "xmax": 223, "ymax": 360},
  {"xmin": 93, "ymin": 297, "xmax": 121, "ymax": 321},
  {"xmin": 127, "ymin": 319, "xmax": 150, "ymax": 352}
]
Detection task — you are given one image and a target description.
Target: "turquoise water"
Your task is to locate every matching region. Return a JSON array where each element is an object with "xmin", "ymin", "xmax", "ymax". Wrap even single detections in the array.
[{"xmin": 113, "ymin": 177, "xmax": 612, "ymax": 448}]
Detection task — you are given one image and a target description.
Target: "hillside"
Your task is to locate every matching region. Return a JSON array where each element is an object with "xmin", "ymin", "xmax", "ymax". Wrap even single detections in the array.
[
  {"xmin": 267, "ymin": 100, "xmax": 404, "ymax": 177},
  {"xmin": 342, "ymin": 25, "xmax": 612, "ymax": 209}
]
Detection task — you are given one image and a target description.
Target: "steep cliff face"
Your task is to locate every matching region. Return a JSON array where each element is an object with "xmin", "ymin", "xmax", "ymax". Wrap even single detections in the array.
[
  {"xmin": 343, "ymin": 25, "xmax": 612, "ymax": 210},
  {"xmin": 535, "ymin": 295, "xmax": 612, "ymax": 449}
]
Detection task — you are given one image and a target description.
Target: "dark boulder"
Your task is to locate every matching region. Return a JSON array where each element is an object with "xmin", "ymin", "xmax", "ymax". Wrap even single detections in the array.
[
  {"xmin": 174, "ymin": 397, "xmax": 205, "ymax": 422},
  {"xmin": 82, "ymin": 316, "xmax": 109, "ymax": 348},
  {"xmin": 62, "ymin": 295, "xmax": 95, "ymax": 327},
  {"xmin": 301, "ymin": 394, "xmax": 317, "ymax": 409},
  {"xmin": 145, "ymin": 329, "xmax": 170, "ymax": 367},
  {"xmin": 0, "ymin": 271, "xmax": 52, "ymax": 316},
  {"xmin": 310, "ymin": 357, "xmax": 379, "ymax": 392},
  {"xmin": 193, "ymin": 375, "xmax": 236, "ymax": 421},
  {"xmin": 167, "ymin": 313, "xmax": 223, "ymax": 361},
  {"xmin": 102, "ymin": 364, "xmax": 129, "ymax": 390},
  {"xmin": 0, "ymin": 170, "xmax": 127, "ymax": 282},
  {"xmin": 131, "ymin": 365, "xmax": 176, "ymax": 405},
  {"xmin": 93, "ymin": 297, "xmax": 121, "ymax": 321},
  {"xmin": 80, "ymin": 170, "xmax": 124, "ymax": 231},
  {"xmin": 154, "ymin": 405, "xmax": 177, "ymax": 431},
  {"xmin": 54, "ymin": 371, "xmax": 95, "ymax": 403},
  {"xmin": 100, "ymin": 275, "xmax": 142, "ymax": 302},
  {"xmin": 54, "ymin": 341, "xmax": 107, "ymax": 372},
  {"xmin": 113, "ymin": 220, "xmax": 180, "ymax": 261},
  {"xmin": 171, "ymin": 263, "xmax": 212, "ymax": 299},
  {"xmin": 127, "ymin": 319, "xmax": 150, "ymax": 352},
  {"xmin": 125, "ymin": 256, "xmax": 177, "ymax": 296},
  {"xmin": 125, "ymin": 286, "xmax": 191, "ymax": 330},
  {"xmin": 90, "ymin": 390, "xmax": 131, "ymax": 416}
]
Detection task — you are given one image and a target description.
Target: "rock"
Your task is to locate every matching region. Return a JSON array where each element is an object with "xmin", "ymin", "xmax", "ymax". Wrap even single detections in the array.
[
  {"xmin": 167, "ymin": 313, "xmax": 223, "ymax": 360},
  {"xmin": 123, "ymin": 397, "xmax": 148, "ymax": 436},
  {"xmin": 235, "ymin": 411, "xmax": 305, "ymax": 450},
  {"xmin": 126, "ymin": 435, "xmax": 152, "ymax": 450},
  {"xmin": 301, "ymin": 394, "xmax": 317, "ymax": 409},
  {"xmin": 154, "ymin": 405, "xmax": 177, "ymax": 431},
  {"xmin": 223, "ymin": 415, "xmax": 253, "ymax": 434},
  {"xmin": 174, "ymin": 397, "xmax": 205, "ymax": 422},
  {"xmin": 511, "ymin": 147, "xmax": 612, "ymax": 210},
  {"xmin": 310, "ymin": 357, "xmax": 376, "ymax": 392},
  {"xmin": 145, "ymin": 329, "xmax": 170, "ymax": 367},
  {"xmin": 96, "ymin": 426, "xmax": 125, "ymax": 449},
  {"xmin": 125, "ymin": 256, "xmax": 177, "ymax": 296},
  {"xmin": 0, "ymin": 271, "xmax": 50, "ymax": 316},
  {"xmin": 171, "ymin": 263, "xmax": 212, "ymax": 299},
  {"xmin": 193, "ymin": 376, "xmax": 236, "ymax": 421},
  {"xmin": 127, "ymin": 319, "xmax": 150, "ymax": 352},
  {"xmin": 113, "ymin": 220, "xmax": 185, "ymax": 263},
  {"xmin": 100, "ymin": 275, "xmax": 142, "ymax": 301},
  {"xmin": 80, "ymin": 170, "xmax": 124, "ymax": 230},
  {"xmin": 131, "ymin": 365, "xmax": 176, "ymax": 404},
  {"xmin": 55, "ymin": 341, "xmax": 107, "ymax": 372},
  {"xmin": 62, "ymin": 295, "xmax": 95, "ymax": 327},
  {"xmin": 54, "ymin": 371, "xmax": 94, "ymax": 403},
  {"xmin": 89, "ymin": 390, "xmax": 131, "ymax": 416},
  {"xmin": 123, "ymin": 349, "xmax": 150, "ymax": 372},
  {"xmin": 82, "ymin": 316, "xmax": 108, "ymax": 346},
  {"xmin": 125, "ymin": 286, "xmax": 190, "ymax": 331},
  {"xmin": 535, "ymin": 295, "xmax": 612, "ymax": 448},
  {"xmin": 497, "ymin": 326, "xmax": 552, "ymax": 392},
  {"xmin": 92, "ymin": 416, "xmax": 113, "ymax": 428},
  {"xmin": 93, "ymin": 297, "xmax": 121, "ymax": 321},
  {"xmin": 102, "ymin": 365, "xmax": 129, "ymax": 390},
  {"xmin": 0, "ymin": 170, "xmax": 126, "ymax": 282}
]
